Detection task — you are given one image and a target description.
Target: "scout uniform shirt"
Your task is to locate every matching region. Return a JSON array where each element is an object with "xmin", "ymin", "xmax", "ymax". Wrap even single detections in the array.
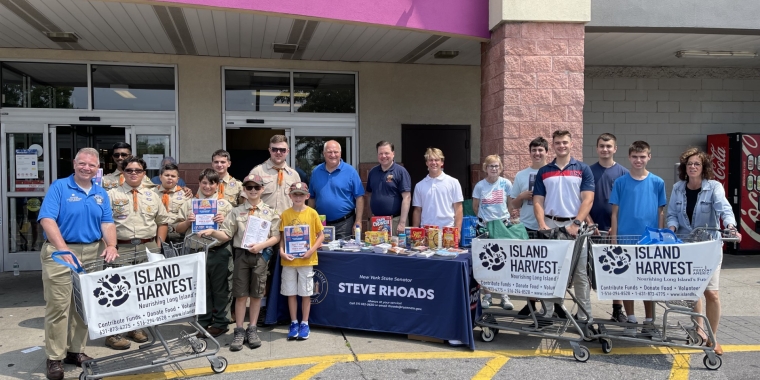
[
  {"xmin": 197, "ymin": 174, "xmax": 243, "ymax": 207},
  {"xmin": 102, "ymin": 168, "xmax": 156, "ymax": 191},
  {"xmin": 178, "ymin": 192, "xmax": 234, "ymax": 235},
  {"xmin": 154, "ymin": 185, "xmax": 191, "ymax": 235},
  {"xmin": 108, "ymin": 183, "xmax": 172, "ymax": 240},
  {"xmin": 219, "ymin": 200, "xmax": 281, "ymax": 249},
  {"xmin": 249, "ymin": 159, "xmax": 301, "ymax": 215}
]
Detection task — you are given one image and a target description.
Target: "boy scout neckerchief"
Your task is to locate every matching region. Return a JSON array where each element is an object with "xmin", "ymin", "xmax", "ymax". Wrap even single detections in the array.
[
  {"xmin": 161, "ymin": 186, "xmax": 182, "ymax": 211},
  {"xmin": 218, "ymin": 182, "xmax": 225, "ymax": 200},
  {"xmin": 132, "ymin": 189, "xmax": 138, "ymax": 211},
  {"xmin": 276, "ymin": 168, "xmax": 284, "ymax": 185}
]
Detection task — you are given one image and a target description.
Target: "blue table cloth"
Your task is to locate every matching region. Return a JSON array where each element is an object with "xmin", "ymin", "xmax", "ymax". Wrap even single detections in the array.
[{"xmin": 265, "ymin": 250, "xmax": 478, "ymax": 349}]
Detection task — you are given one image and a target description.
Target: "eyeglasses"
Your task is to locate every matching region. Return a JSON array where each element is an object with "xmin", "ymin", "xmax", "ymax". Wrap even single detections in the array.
[
  {"xmin": 686, "ymin": 162, "xmax": 702, "ymax": 167},
  {"xmin": 270, "ymin": 147, "xmax": 287, "ymax": 154},
  {"xmin": 244, "ymin": 185, "xmax": 263, "ymax": 191},
  {"xmin": 113, "ymin": 153, "xmax": 130, "ymax": 158},
  {"xmin": 487, "ymin": 165, "xmax": 500, "ymax": 169},
  {"xmin": 123, "ymin": 169, "xmax": 144, "ymax": 174}
]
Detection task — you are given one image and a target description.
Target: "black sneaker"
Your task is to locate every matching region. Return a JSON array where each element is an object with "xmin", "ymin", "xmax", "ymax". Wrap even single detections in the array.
[
  {"xmin": 229, "ymin": 327, "xmax": 245, "ymax": 351},
  {"xmin": 247, "ymin": 325, "xmax": 262, "ymax": 348},
  {"xmin": 612, "ymin": 308, "xmax": 627, "ymax": 323}
]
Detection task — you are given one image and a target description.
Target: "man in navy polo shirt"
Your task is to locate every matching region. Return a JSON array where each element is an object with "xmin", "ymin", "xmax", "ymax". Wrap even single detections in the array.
[
  {"xmin": 308, "ymin": 140, "xmax": 364, "ymax": 240},
  {"xmin": 366, "ymin": 141, "xmax": 412, "ymax": 234},
  {"xmin": 38, "ymin": 148, "xmax": 118, "ymax": 380},
  {"xmin": 533, "ymin": 130, "xmax": 595, "ymax": 321}
]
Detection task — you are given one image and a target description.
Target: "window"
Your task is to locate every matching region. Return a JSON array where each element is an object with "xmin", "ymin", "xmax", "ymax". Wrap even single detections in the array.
[
  {"xmin": 1, "ymin": 62, "xmax": 87, "ymax": 109},
  {"xmin": 92, "ymin": 65, "xmax": 175, "ymax": 111},
  {"xmin": 225, "ymin": 70, "xmax": 291, "ymax": 112},
  {"xmin": 293, "ymin": 72, "xmax": 355, "ymax": 113}
]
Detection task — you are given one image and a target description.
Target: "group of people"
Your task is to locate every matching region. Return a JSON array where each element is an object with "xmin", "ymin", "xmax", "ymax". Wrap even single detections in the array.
[
  {"xmin": 38, "ymin": 129, "xmax": 738, "ymax": 379},
  {"xmin": 473, "ymin": 130, "xmax": 740, "ymax": 356}
]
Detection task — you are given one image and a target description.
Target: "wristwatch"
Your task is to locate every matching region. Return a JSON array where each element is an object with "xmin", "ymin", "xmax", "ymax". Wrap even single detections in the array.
[{"xmin": 572, "ymin": 219, "xmax": 582, "ymax": 226}]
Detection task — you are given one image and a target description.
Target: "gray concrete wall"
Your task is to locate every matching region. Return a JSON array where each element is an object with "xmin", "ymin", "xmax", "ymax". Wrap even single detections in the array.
[
  {"xmin": 0, "ymin": 48, "xmax": 481, "ymax": 164},
  {"xmin": 583, "ymin": 67, "xmax": 760, "ymax": 193},
  {"xmin": 589, "ymin": 0, "xmax": 760, "ymax": 30}
]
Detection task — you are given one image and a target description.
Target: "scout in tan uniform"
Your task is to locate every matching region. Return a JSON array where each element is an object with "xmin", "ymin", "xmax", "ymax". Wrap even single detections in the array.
[
  {"xmin": 153, "ymin": 163, "xmax": 191, "ymax": 243},
  {"xmin": 248, "ymin": 134, "xmax": 301, "ymax": 215},
  {"xmin": 207, "ymin": 149, "xmax": 243, "ymax": 206},
  {"xmin": 106, "ymin": 156, "xmax": 171, "ymax": 350},
  {"xmin": 176, "ymin": 169, "xmax": 235, "ymax": 337},
  {"xmin": 200, "ymin": 174, "xmax": 280, "ymax": 351},
  {"xmin": 101, "ymin": 142, "xmax": 154, "ymax": 190}
]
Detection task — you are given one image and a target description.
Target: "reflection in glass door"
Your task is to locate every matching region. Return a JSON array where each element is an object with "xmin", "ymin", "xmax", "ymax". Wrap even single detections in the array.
[
  {"xmin": 294, "ymin": 135, "xmax": 352, "ymax": 185},
  {"xmin": 127, "ymin": 126, "xmax": 175, "ymax": 183},
  {"xmin": 53, "ymin": 125, "xmax": 127, "ymax": 180}
]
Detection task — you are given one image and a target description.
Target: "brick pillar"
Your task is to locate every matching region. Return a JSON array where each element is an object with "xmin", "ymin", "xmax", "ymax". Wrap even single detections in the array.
[{"xmin": 481, "ymin": 22, "xmax": 585, "ymax": 180}]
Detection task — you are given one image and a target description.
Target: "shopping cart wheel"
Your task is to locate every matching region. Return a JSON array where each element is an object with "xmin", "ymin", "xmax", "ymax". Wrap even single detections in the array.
[
  {"xmin": 211, "ymin": 356, "xmax": 228, "ymax": 373},
  {"xmin": 703, "ymin": 354, "xmax": 722, "ymax": 370},
  {"xmin": 573, "ymin": 346, "xmax": 590, "ymax": 362},
  {"xmin": 601, "ymin": 338, "xmax": 612, "ymax": 354},
  {"xmin": 192, "ymin": 339, "xmax": 208, "ymax": 353},
  {"xmin": 480, "ymin": 327, "xmax": 496, "ymax": 342},
  {"xmin": 687, "ymin": 331, "xmax": 704, "ymax": 346}
]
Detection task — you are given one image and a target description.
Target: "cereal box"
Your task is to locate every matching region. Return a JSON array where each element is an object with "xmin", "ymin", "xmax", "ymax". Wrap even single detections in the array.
[
  {"xmin": 323, "ymin": 226, "xmax": 335, "ymax": 243},
  {"xmin": 371, "ymin": 216, "xmax": 392, "ymax": 233},
  {"xmin": 442, "ymin": 227, "xmax": 460, "ymax": 248},
  {"xmin": 408, "ymin": 228, "xmax": 426, "ymax": 247},
  {"xmin": 426, "ymin": 227, "xmax": 441, "ymax": 250},
  {"xmin": 364, "ymin": 231, "xmax": 389, "ymax": 245}
]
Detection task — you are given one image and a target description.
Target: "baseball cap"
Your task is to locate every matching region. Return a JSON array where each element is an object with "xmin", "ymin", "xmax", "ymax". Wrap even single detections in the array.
[
  {"xmin": 289, "ymin": 182, "xmax": 309, "ymax": 194},
  {"xmin": 243, "ymin": 174, "xmax": 264, "ymax": 186}
]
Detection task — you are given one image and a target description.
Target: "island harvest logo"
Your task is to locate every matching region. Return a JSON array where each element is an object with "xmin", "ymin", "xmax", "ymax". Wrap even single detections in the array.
[
  {"xmin": 92, "ymin": 273, "xmax": 132, "ymax": 307},
  {"xmin": 598, "ymin": 246, "xmax": 632, "ymax": 275},
  {"xmin": 478, "ymin": 242, "xmax": 507, "ymax": 271}
]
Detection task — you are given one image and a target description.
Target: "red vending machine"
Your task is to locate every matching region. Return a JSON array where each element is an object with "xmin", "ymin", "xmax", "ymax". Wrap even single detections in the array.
[{"xmin": 707, "ymin": 133, "xmax": 760, "ymax": 254}]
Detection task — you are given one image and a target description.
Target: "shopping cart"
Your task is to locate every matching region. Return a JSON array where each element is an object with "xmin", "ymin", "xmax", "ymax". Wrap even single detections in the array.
[
  {"xmin": 473, "ymin": 225, "xmax": 595, "ymax": 362},
  {"xmin": 586, "ymin": 227, "xmax": 738, "ymax": 370},
  {"xmin": 57, "ymin": 233, "xmax": 229, "ymax": 380}
]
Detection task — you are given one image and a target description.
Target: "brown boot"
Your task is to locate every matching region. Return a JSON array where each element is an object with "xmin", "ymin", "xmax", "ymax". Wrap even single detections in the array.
[
  {"xmin": 105, "ymin": 334, "xmax": 131, "ymax": 350},
  {"xmin": 46, "ymin": 359, "xmax": 63, "ymax": 380},
  {"xmin": 63, "ymin": 352, "xmax": 93, "ymax": 367},
  {"xmin": 127, "ymin": 329, "xmax": 149, "ymax": 343}
]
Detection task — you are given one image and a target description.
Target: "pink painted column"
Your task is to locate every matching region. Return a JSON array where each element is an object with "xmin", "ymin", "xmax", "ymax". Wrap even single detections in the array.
[{"xmin": 480, "ymin": 22, "xmax": 584, "ymax": 180}]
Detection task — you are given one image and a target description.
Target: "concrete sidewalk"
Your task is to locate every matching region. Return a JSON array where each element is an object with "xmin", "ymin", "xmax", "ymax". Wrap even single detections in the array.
[{"xmin": 1, "ymin": 253, "xmax": 759, "ymax": 379}]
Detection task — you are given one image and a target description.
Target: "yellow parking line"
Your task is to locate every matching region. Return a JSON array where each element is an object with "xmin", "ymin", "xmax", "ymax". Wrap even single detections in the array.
[
  {"xmin": 472, "ymin": 357, "xmax": 509, "ymax": 380},
  {"xmin": 668, "ymin": 354, "xmax": 690, "ymax": 380},
  {"xmin": 292, "ymin": 361, "xmax": 337, "ymax": 380}
]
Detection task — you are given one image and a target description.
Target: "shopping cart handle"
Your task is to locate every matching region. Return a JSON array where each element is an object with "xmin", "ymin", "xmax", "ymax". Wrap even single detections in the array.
[{"xmin": 51, "ymin": 251, "xmax": 85, "ymax": 274}]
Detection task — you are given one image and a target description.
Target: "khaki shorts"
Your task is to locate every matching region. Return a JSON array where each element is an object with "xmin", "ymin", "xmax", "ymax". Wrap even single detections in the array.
[
  {"xmin": 281, "ymin": 266, "xmax": 314, "ymax": 297},
  {"xmin": 706, "ymin": 254, "xmax": 723, "ymax": 291},
  {"xmin": 232, "ymin": 248, "xmax": 268, "ymax": 298}
]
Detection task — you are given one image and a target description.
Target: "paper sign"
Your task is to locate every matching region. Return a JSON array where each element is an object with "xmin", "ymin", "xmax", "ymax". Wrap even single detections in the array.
[
  {"xmin": 192, "ymin": 199, "xmax": 217, "ymax": 233},
  {"xmin": 242, "ymin": 216, "xmax": 271, "ymax": 248},
  {"xmin": 15, "ymin": 149, "xmax": 38, "ymax": 179},
  {"xmin": 143, "ymin": 154, "xmax": 164, "ymax": 170},
  {"xmin": 284, "ymin": 225, "xmax": 310, "ymax": 257}
]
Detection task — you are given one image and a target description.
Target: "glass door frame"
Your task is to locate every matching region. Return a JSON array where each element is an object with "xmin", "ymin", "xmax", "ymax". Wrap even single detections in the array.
[{"xmin": 0, "ymin": 123, "xmax": 50, "ymax": 271}]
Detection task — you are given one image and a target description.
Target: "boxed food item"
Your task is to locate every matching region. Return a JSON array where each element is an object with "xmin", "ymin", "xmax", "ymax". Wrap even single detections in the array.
[
  {"xmin": 323, "ymin": 226, "xmax": 335, "ymax": 243},
  {"xmin": 442, "ymin": 227, "xmax": 460, "ymax": 248},
  {"xmin": 426, "ymin": 226, "xmax": 441, "ymax": 250},
  {"xmin": 364, "ymin": 231, "xmax": 389, "ymax": 245},
  {"xmin": 319, "ymin": 215, "xmax": 327, "ymax": 226},
  {"xmin": 371, "ymin": 216, "xmax": 392, "ymax": 233},
  {"xmin": 407, "ymin": 227, "xmax": 426, "ymax": 247}
]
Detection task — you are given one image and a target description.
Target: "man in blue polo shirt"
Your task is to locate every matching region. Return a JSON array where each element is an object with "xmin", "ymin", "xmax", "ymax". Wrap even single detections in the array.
[
  {"xmin": 366, "ymin": 141, "xmax": 412, "ymax": 234},
  {"xmin": 38, "ymin": 148, "xmax": 118, "ymax": 380},
  {"xmin": 308, "ymin": 140, "xmax": 364, "ymax": 240},
  {"xmin": 533, "ymin": 130, "xmax": 595, "ymax": 321}
]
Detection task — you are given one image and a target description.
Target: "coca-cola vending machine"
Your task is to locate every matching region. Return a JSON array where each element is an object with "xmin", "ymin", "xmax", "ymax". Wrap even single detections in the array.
[{"xmin": 707, "ymin": 133, "xmax": 760, "ymax": 254}]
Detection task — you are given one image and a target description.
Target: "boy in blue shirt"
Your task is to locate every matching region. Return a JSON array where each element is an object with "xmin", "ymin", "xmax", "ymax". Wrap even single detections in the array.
[{"xmin": 609, "ymin": 141, "xmax": 667, "ymax": 339}]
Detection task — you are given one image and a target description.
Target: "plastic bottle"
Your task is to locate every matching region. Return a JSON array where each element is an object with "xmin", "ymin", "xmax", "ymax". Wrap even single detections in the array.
[
  {"xmin": 355, "ymin": 225, "xmax": 361, "ymax": 243},
  {"xmin": 399, "ymin": 233, "xmax": 407, "ymax": 249},
  {"xmin": 13, "ymin": 261, "xmax": 19, "ymax": 276}
]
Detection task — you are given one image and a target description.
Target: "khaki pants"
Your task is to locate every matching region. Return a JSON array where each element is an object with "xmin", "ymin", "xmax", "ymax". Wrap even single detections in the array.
[{"xmin": 41, "ymin": 241, "xmax": 101, "ymax": 360}]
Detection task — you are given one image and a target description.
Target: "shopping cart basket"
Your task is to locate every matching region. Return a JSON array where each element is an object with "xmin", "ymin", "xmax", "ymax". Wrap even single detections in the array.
[
  {"xmin": 472, "ymin": 225, "xmax": 595, "ymax": 362},
  {"xmin": 587, "ymin": 227, "xmax": 738, "ymax": 370},
  {"xmin": 54, "ymin": 233, "xmax": 228, "ymax": 379}
]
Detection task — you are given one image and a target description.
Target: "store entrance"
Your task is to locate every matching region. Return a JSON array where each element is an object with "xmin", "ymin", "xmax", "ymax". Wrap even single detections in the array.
[{"xmin": 54, "ymin": 125, "xmax": 127, "ymax": 180}]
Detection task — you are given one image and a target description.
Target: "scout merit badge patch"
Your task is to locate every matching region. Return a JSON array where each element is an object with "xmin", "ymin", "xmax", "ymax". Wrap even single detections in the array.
[{"xmin": 113, "ymin": 199, "xmax": 130, "ymax": 218}]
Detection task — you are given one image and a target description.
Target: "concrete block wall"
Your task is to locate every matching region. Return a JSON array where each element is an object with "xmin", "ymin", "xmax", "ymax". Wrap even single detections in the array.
[{"xmin": 583, "ymin": 67, "xmax": 760, "ymax": 193}]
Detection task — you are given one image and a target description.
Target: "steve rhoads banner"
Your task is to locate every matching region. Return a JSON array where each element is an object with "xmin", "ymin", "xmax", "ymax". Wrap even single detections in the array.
[
  {"xmin": 472, "ymin": 239, "xmax": 575, "ymax": 298},
  {"xmin": 592, "ymin": 240, "xmax": 722, "ymax": 301},
  {"xmin": 78, "ymin": 252, "xmax": 206, "ymax": 339}
]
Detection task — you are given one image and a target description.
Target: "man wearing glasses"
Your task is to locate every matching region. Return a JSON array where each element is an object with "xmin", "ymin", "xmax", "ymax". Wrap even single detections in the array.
[
  {"xmin": 102, "ymin": 142, "xmax": 154, "ymax": 190},
  {"xmin": 248, "ymin": 135, "xmax": 301, "ymax": 215},
  {"xmin": 105, "ymin": 156, "xmax": 171, "ymax": 350}
]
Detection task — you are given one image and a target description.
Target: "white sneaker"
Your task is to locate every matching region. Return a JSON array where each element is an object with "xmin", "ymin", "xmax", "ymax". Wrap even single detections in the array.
[
  {"xmin": 623, "ymin": 324, "xmax": 637, "ymax": 337},
  {"xmin": 501, "ymin": 297, "xmax": 514, "ymax": 310},
  {"xmin": 448, "ymin": 340, "xmax": 465, "ymax": 347},
  {"xmin": 481, "ymin": 295, "xmax": 492, "ymax": 308},
  {"xmin": 642, "ymin": 323, "xmax": 662, "ymax": 341}
]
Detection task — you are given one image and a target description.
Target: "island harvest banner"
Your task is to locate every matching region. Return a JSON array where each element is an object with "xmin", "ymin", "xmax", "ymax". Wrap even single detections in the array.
[
  {"xmin": 592, "ymin": 239, "xmax": 722, "ymax": 301},
  {"xmin": 79, "ymin": 252, "xmax": 206, "ymax": 339},
  {"xmin": 472, "ymin": 239, "xmax": 575, "ymax": 298}
]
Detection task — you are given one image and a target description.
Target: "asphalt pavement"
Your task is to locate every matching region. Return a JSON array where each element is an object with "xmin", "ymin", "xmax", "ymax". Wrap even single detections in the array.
[{"xmin": 1, "ymin": 253, "xmax": 759, "ymax": 380}]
